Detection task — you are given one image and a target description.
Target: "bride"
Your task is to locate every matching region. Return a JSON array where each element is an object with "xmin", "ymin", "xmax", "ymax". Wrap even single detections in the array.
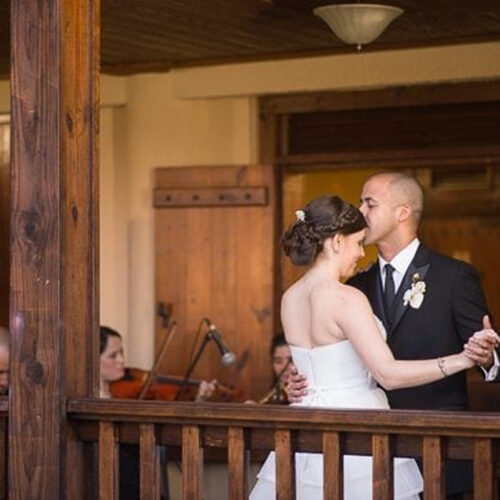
[{"xmin": 249, "ymin": 195, "xmax": 496, "ymax": 500}]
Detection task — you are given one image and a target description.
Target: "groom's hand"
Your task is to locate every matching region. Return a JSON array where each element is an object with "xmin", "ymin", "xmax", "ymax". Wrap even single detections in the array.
[
  {"xmin": 285, "ymin": 367, "xmax": 308, "ymax": 403},
  {"xmin": 463, "ymin": 315, "xmax": 499, "ymax": 368}
]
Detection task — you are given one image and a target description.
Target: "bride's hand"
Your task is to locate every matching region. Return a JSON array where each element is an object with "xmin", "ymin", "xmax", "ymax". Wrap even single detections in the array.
[
  {"xmin": 285, "ymin": 367, "xmax": 308, "ymax": 403},
  {"xmin": 460, "ymin": 350, "xmax": 478, "ymax": 369},
  {"xmin": 463, "ymin": 316, "xmax": 500, "ymax": 368}
]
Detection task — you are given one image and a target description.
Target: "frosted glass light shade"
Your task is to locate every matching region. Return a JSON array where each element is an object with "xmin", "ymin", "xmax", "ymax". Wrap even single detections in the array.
[{"xmin": 314, "ymin": 4, "xmax": 403, "ymax": 48}]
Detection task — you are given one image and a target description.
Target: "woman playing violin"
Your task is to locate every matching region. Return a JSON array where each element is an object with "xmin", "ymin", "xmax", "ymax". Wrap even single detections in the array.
[
  {"xmin": 100, "ymin": 325, "xmax": 217, "ymax": 401},
  {"xmin": 100, "ymin": 326, "xmax": 126, "ymax": 398}
]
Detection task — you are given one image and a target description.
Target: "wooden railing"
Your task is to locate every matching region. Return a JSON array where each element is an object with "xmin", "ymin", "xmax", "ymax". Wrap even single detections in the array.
[{"xmin": 68, "ymin": 398, "xmax": 500, "ymax": 500}]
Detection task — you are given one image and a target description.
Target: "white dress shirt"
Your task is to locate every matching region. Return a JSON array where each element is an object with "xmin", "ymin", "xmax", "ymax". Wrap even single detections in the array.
[
  {"xmin": 378, "ymin": 238, "xmax": 420, "ymax": 293},
  {"xmin": 378, "ymin": 238, "xmax": 498, "ymax": 381}
]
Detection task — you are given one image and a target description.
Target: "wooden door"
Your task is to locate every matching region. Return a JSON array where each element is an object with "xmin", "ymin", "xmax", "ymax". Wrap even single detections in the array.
[{"xmin": 154, "ymin": 165, "xmax": 277, "ymax": 400}]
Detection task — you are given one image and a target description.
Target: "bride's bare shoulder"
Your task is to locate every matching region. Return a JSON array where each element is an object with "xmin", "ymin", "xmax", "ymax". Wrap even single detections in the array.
[
  {"xmin": 281, "ymin": 281, "xmax": 303, "ymax": 307},
  {"xmin": 337, "ymin": 282, "xmax": 371, "ymax": 309}
]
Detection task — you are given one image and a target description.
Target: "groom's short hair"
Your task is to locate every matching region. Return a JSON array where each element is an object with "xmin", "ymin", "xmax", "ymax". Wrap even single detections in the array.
[{"xmin": 369, "ymin": 171, "xmax": 424, "ymax": 225}]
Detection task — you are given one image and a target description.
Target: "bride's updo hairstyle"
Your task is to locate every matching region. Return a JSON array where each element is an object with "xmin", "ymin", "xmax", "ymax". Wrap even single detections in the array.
[{"xmin": 282, "ymin": 195, "xmax": 366, "ymax": 266}]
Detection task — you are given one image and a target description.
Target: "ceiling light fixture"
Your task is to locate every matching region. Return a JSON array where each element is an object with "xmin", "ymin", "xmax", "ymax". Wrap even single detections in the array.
[{"xmin": 314, "ymin": 3, "xmax": 404, "ymax": 52}]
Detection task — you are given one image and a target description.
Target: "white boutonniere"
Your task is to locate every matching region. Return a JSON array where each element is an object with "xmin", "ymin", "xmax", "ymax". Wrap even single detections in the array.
[{"xmin": 403, "ymin": 273, "xmax": 426, "ymax": 309}]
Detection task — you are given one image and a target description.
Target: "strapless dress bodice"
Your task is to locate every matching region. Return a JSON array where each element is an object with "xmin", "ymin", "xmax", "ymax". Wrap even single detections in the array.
[
  {"xmin": 290, "ymin": 341, "xmax": 387, "ymax": 410},
  {"xmin": 291, "ymin": 341, "xmax": 373, "ymax": 388}
]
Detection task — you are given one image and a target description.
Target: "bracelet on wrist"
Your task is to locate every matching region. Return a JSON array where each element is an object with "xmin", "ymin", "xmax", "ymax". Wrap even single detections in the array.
[{"xmin": 437, "ymin": 357, "xmax": 448, "ymax": 377}]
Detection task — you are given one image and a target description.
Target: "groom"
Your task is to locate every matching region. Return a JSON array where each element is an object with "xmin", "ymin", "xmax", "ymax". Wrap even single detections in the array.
[{"xmin": 288, "ymin": 171, "xmax": 498, "ymax": 499}]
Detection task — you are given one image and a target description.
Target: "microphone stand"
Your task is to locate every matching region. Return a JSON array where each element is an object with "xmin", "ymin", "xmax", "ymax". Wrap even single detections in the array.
[{"xmin": 174, "ymin": 332, "xmax": 213, "ymax": 401}]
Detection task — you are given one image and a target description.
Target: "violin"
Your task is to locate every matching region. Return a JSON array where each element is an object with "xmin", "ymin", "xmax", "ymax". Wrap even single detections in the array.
[
  {"xmin": 110, "ymin": 367, "xmax": 244, "ymax": 402},
  {"xmin": 110, "ymin": 317, "xmax": 243, "ymax": 402},
  {"xmin": 110, "ymin": 367, "xmax": 194, "ymax": 401}
]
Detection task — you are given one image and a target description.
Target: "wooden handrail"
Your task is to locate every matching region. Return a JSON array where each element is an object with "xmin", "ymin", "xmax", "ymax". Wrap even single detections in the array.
[{"xmin": 68, "ymin": 398, "xmax": 500, "ymax": 437}]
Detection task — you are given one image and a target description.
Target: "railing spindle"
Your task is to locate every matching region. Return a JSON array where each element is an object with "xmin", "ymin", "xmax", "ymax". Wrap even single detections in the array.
[
  {"xmin": 228, "ymin": 427, "xmax": 249, "ymax": 500},
  {"xmin": 275, "ymin": 429, "xmax": 296, "ymax": 500},
  {"xmin": 182, "ymin": 425, "xmax": 202, "ymax": 500},
  {"xmin": 323, "ymin": 431, "xmax": 343, "ymax": 500},
  {"xmin": 423, "ymin": 436, "xmax": 444, "ymax": 500},
  {"xmin": 140, "ymin": 423, "xmax": 160, "ymax": 500},
  {"xmin": 474, "ymin": 437, "xmax": 496, "ymax": 500},
  {"xmin": 98, "ymin": 421, "xmax": 118, "ymax": 500},
  {"xmin": 372, "ymin": 434, "xmax": 393, "ymax": 500}
]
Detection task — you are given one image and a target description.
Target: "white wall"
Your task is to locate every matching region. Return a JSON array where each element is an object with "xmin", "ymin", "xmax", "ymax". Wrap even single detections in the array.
[{"xmin": 101, "ymin": 74, "xmax": 257, "ymax": 365}]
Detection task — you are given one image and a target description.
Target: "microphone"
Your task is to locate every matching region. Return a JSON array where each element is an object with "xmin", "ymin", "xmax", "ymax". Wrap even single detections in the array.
[
  {"xmin": 157, "ymin": 301, "xmax": 172, "ymax": 328},
  {"xmin": 204, "ymin": 320, "xmax": 236, "ymax": 366}
]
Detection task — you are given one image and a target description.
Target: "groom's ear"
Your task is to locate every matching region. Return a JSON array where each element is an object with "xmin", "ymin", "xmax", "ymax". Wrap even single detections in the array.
[{"xmin": 396, "ymin": 204, "xmax": 412, "ymax": 223}]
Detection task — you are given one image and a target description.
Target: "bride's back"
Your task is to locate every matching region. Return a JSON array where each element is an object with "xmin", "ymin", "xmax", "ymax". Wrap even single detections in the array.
[
  {"xmin": 280, "ymin": 194, "xmax": 368, "ymax": 350},
  {"xmin": 281, "ymin": 274, "xmax": 348, "ymax": 349}
]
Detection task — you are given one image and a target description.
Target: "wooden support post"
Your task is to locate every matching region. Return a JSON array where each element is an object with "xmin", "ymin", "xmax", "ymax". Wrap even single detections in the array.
[{"xmin": 10, "ymin": 0, "xmax": 100, "ymax": 498}]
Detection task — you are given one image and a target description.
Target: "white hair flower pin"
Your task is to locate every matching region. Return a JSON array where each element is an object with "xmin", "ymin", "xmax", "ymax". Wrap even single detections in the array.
[
  {"xmin": 295, "ymin": 210, "xmax": 306, "ymax": 222},
  {"xmin": 403, "ymin": 273, "xmax": 426, "ymax": 309}
]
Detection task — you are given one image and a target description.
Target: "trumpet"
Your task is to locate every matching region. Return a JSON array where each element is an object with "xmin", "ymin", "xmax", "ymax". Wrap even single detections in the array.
[{"xmin": 257, "ymin": 359, "xmax": 292, "ymax": 405}]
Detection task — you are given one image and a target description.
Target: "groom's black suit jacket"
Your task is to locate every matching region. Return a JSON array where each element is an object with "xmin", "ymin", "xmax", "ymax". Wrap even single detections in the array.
[{"xmin": 348, "ymin": 243, "xmax": 492, "ymax": 411}]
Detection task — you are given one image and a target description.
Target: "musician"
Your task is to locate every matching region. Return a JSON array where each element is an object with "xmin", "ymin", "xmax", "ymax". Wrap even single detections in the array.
[
  {"xmin": 268, "ymin": 333, "xmax": 294, "ymax": 404},
  {"xmin": 247, "ymin": 333, "xmax": 295, "ymax": 405},
  {"xmin": 271, "ymin": 334, "xmax": 294, "ymax": 384},
  {"xmin": 99, "ymin": 325, "xmax": 217, "ymax": 401},
  {"xmin": 99, "ymin": 326, "xmax": 125, "ymax": 397}
]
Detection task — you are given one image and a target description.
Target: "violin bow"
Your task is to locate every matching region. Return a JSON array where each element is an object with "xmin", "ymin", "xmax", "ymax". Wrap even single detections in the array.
[{"xmin": 138, "ymin": 320, "xmax": 178, "ymax": 400}]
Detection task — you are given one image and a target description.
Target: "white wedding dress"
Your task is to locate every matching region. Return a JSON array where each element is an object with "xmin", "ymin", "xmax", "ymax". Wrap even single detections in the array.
[{"xmin": 249, "ymin": 321, "xmax": 423, "ymax": 500}]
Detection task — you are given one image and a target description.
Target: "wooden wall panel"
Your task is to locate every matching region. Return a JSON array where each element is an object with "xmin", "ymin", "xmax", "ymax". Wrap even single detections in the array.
[{"xmin": 154, "ymin": 165, "xmax": 276, "ymax": 400}]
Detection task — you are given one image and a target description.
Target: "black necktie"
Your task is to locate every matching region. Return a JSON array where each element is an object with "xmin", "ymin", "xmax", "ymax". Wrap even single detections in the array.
[{"xmin": 383, "ymin": 264, "xmax": 396, "ymax": 317}]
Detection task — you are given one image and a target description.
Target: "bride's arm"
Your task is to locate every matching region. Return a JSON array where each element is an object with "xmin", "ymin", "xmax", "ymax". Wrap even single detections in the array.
[{"xmin": 337, "ymin": 287, "xmax": 484, "ymax": 390}]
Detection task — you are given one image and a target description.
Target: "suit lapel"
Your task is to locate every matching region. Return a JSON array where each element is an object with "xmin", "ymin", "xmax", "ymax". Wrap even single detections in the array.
[{"xmin": 388, "ymin": 245, "xmax": 431, "ymax": 336}]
